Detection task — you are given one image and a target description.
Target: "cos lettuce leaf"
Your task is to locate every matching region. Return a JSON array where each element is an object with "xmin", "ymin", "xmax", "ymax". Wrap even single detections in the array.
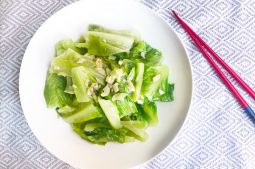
[
  {"xmin": 115, "ymin": 97, "xmax": 137, "ymax": 117},
  {"xmin": 84, "ymin": 127, "xmax": 130, "ymax": 144},
  {"xmin": 130, "ymin": 41, "xmax": 162, "ymax": 66},
  {"xmin": 50, "ymin": 49, "xmax": 96, "ymax": 77},
  {"xmin": 141, "ymin": 65, "xmax": 169, "ymax": 100},
  {"xmin": 55, "ymin": 39, "xmax": 86, "ymax": 56},
  {"xmin": 60, "ymin": 102, "xmax": 102, "ymax": 123},
  {"xmin": 88, "ymin": 24, "xmax": 140, "ymax": 41},
  {"xmin": 136, "ymin": 98, "xmax": 158, "ymax": 125},
  {"xmin": 44, "ymin": 73, "xmax": 74, "ymax": 108},
  {"xmin": 153, "ymin": 82, "xmax": 174, "ymax": 102},
  {"xmin": 84, "ymin": 31, "xmax": 135, "ymax": 56}
]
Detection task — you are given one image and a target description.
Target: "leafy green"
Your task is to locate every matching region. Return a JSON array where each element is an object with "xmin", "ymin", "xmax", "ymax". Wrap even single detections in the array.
[
  {"xmin": 57, "ymin": 105, "xmax": 76, "ymax": 115},
  {"xmin": 64, "ymin": 76, "xmax": 74, "ymax": 94},
  {"xmin": 130, "ymin": 41, "xmax": 162, "ymax": 66},
  {"xmin": 132, "ymin": 62, "xmax": 144, "ymax": 101},
  {"xmin": 130, "ymin": 41, "xmax": 147, "ymax": 58},
  {"xmin": 122, "ymin": 121, "xmax": 148, "ymax": 142},
  {"xmin": 121, "ymin": 121, "xmax": 148, "ymax": 129},
  {"xmin": 84, "ymin": 31, "xmax": 135, "ymax": 56},
  {"xmin": 137, "ymin": 98, "xmax": 158, "ymax": 125},
  {"xmin": 84, "ymin": 122, "xmax": 109, "ymax": 132},
  {"xmin": 55, "ymin": 39, "xmax": 86, "ymax": 56},
  {"xmin": 72, "ymin": 119, "xmax": 133, "ymax": 145},
  {"xmin": 153, "ymin": 82, "xmax": 174, "ymax": 102},
  {"xmin": 50, "ymin": 49, "xmax": 96, "ymax": 77},
  {"xmin": 71, "ymin": 123, "xmax": 91, "ymax": 141},
  {"xmin": 141, "ymin": 65, "xmax": 169, "ymax": 100},
  {"xmin": 44, "ymin": 24, "xmax": 175, "ymax": 145},
  {"xmin": 71, "ymin": 67, "xmax": 92, "ymax": 102},
  {"xmin": 44, "ymin": 73, "xmax": 74, "ymax": 108},
  {"xmin": 143, "ymin": 43, "xmax": 162, "ymax": 66},
  {"xmin": 88, "ymin": 24, "xmax": 140, "ymax": 41},
  {"xmin": 61, "ymin": 102, "xmax": 102, "ymax": 123},
  {"xmin": 84, "ymin": 127, "xmax": 128, "ymax": 144},
  {"xmin": 98, "ymin": 97, "xmax": 122, "ymax": 129},
  {"xmin": 115, "ymin": 97, "xmax": 137, "ymax": 117},
  {"xmin": 122, "ymin": 59, "xmax": 136, "ymax": 74}
]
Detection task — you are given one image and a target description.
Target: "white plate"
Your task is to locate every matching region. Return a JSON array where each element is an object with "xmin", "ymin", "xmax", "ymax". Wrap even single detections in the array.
[{"xmin": 19, "ymin": 0, "xmax": 193, "ymax": 169}]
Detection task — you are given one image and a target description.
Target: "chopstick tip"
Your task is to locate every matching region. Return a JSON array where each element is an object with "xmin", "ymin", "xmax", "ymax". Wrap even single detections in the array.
[{"xmin": 172, "ymin": 10, "xmax": 178, "ymax": 17}]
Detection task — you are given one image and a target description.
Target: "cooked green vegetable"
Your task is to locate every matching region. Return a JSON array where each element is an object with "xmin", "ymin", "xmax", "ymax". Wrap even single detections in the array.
[
  {"xmin": 88, "ymin": 24, "xmax": 140, "ymax": 41},
  {"xmin": 71, "ymin": 67, "xmax": 92, "ymax": 102},
  {"xmin": 55, "ymin": 39, "xmax": 87, "ymax": 56},
  {"xmin": 115, "ymin": 96, "xmax": 137, "ymax": 117},
  {"xmin": 141, "ymin": 65, "xmax": 170, "ymax": 100},
  {"xmin": 137, "ymin": 97, "xmax": 158, "ymax": 125},
  {"xmin": 62, "ymin": 102, "xmax": 102, "ymax": 123},
  {"xmin": 44, "ymin": 73, "xmax": 74, "ymax": 108},
  {"xmin": 64, "ymin": 76, "xmax": 74, "ymax": 94},
  {"xmin": 130, "ymin": 41, "xmax": 162, "ymax": 66},
  {"xmin": 132, "ymin": 62, "xmax": 144, "ymax": 101},
  {"xmin": 84, "ymin": 31, "xmax": 135, "ymax": 56},
  {"xmin": 98, "ymin": 97, "xmax": 122, "ymax": 129},
  {"xmin": 44, "ymin": 24, "xmax": 174, "ymax": 145}
]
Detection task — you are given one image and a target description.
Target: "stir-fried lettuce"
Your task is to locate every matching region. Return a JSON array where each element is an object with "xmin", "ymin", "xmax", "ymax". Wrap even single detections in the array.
[
  {"xmin": 44, "ymin": 24, "xmax": 174, "ymax": 145},
  {"xmin": 44, "ymin": 73, "xmax": 74, "ymax": 108}
]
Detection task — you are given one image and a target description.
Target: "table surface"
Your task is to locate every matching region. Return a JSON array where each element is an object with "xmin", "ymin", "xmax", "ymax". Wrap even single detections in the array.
[{"xmin": 1, "ymin": 0, "xmax": 255, "ymax": 168}]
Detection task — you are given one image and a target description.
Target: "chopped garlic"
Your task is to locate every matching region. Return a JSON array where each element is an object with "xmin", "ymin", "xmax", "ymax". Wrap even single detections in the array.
[
  {"xmin": 96, "ymin": 67, "xmax": 106, "ymax": 75},
  {"xmin": 91, "ymin": 83, "xmax": 99, "ymax": 90},
  {"xmin": 127, "ymin": 80, "xmax": 135, "ymax": 92},
  {"xmin": 153, "ymin": 74, "xmax": 161, "ymax": 82},
  {"xmin": 112, "ymin": 83, "xmax": 119, "ymax": 93},
  {"xmin": 141, "ymin": 52, "xmax": 146, "ymax": 58},
  {"xmin": 159, "ymin": 89, "xmax": 165, "ymax": 95},
  {"xmin": 96, "ymin": 58, "xmax": 103, "ymax": 68},
  {"xmin": 77, "ymin": 58, "xmax": 86, "ymax": 63},
  {"xmin": 88, "ymin": 82, "xmax": 101, "ymax": 96},
  {"xmin": 115, "ymin": 69, "xmax": 123, "ymax": 76},
  {"xmin": 112, "ymin": 93, "xmax": 128, "ymax": 101},
  {"xmin": 115, "ymin": 69, "xmax": 123, "ymax": 82},
  {"xmin": 107, "ymin": 83, "xmax": 112, "ymax": 89},
  {"xmin": 87, "ymin": 89, "xmax": 91, "ymax": 96},
  {"xmin": 118, "ymin": 60, "xmax": 123, "ymax": 65},
  {"xmin": 106, "ymin": 75, "xmax": 114, "ymax": 84},
  {"xmin": 101, "ymin": 85, "xmax": 110, "ymax": 97},
  {"xmin": 87, "ymin": 87, "xmax": 94, "ymax": 96}
]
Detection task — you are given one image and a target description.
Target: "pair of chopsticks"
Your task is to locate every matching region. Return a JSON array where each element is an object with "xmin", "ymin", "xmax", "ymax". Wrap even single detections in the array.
[{"xmin": 172, "ymin": 11, "xmax": 255, "ymax": 120}]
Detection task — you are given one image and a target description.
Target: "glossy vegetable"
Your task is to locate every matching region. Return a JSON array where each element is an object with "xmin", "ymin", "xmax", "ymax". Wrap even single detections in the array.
[{"xmin": 44, "ymin": 24, "xmax": 174, "ymax": 145}]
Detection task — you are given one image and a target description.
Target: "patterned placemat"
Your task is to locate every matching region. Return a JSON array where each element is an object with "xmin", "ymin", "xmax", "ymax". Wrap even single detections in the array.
[{"xmin": 1, "ymin": 0, "xmax": 255, "ymax": 168}]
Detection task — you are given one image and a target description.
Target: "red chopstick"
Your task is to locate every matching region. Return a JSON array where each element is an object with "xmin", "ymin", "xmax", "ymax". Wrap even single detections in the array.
[
  {"xmin": 173, "ymin": 11, "xmax": 255, "ymax": 101},
  {"xmin": 172, "ymin": 10, "xmax": 255, "ymax": 119}
]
